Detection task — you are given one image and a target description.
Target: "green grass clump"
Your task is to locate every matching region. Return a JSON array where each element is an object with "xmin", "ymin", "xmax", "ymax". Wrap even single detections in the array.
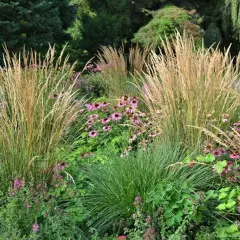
[{"xmin": 84, "ymin": 140, "xmax": 213, "ymax": 234}]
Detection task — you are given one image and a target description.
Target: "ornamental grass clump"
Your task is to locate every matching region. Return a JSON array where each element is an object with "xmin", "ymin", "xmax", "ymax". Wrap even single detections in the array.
[
  {"xmin": 139, "ymin": 33, "xmax": 240, "ymax": 150},
  {"xmin": 84, "ymin": 140, "xmax": 213, "ymax": 234},
  {"xmin": 0, "ymin": 47, "xmax": 80, "ymax": 188}
]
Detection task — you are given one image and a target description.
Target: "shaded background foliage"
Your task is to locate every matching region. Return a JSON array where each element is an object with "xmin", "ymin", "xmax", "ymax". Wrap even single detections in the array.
[{"xmin": 0, "ymin": 0, "xmax": 239, "ymax": 67}]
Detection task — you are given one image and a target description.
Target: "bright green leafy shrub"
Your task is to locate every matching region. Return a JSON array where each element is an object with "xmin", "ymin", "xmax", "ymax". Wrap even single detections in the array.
[{"xmin": 132, "ymin": 5, "xmax": 191, "ymax": 47}]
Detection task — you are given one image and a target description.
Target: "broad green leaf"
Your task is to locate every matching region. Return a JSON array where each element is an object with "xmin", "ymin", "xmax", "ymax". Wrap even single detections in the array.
[
  {"xmin": 226, "ymin": 224, "xmax": 238, "ymax": 234},
  {"xmin": 226, "ymin": 199, "xmax": 236, "ymax": 209},
  {"xmin": 216, "ymin": 203, "xmax": 226, "ymax": 210},
  {"xmin": 219, "ymin": 192, "xmax": 228, "ymax": 200},
  {"xmin": 205, "ymin": 153, "xmax": 216, "ymax": 162},
  {"xmin": 216, "ymin": 161, "xmax": 227, "ymax": 174},
  {"xmin": 183, "ymin": 156, "xmax": 191, "ymax": 163},
  {"xmin": 229, "ymin": 189, "xmax": 236, "ymax": 199},
  {"xmin": 219, "ymin": 187, "xmax": 230, "ymax": 193}
]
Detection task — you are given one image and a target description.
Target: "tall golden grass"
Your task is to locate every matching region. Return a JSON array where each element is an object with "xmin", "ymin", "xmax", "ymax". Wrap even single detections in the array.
[
  {"xmin": 0, "ymin": 47, "xmax": 81, "ymax": 187},
  {"xmin": 138, "ymin": 33, "xmax": 240, "ymax": 150},
  {"xmin": 95, "ymin": 45, "xmax": 151, "ymax": 97}
]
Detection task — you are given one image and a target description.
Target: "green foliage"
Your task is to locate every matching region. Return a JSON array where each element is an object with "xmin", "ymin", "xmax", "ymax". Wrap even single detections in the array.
[
  {"xmin": 132, "ymin": 5, "xmax": 191, "ymax": 47},
  {"xmin": 84, "ymin": 140, "xmax": 213, "ymax": 235},
  {"xmin": 225, "ymin": 0, "xmax": 240, "ymax": 40},
  {"xmin": 204, "ymin": 23, "xmax": 223, "ymax": 47},
  {"xmin": 0, "ymin": 167, "xmax": 85, "ymax": 240},
  {"xmin": 0, "ymin": 0, "xmax": 73, "ymax": 54}
]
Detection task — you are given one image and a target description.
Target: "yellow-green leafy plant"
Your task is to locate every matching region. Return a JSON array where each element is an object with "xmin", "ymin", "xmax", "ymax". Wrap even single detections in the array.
[
  {"xmin": 225, "ymin": 0, "xmax": 240, "ymax": 39},
  {"xmin": 0, "ymin": 47, "xmax": 81, "ymax": 188},
  {"xmin": 138, "ymin": 33, "xmax": 240, "ymax": 150}
]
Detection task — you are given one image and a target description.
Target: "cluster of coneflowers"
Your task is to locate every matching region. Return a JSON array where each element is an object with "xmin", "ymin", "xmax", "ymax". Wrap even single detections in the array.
[{"xmin": 83, "ymin": 95, "xmax": 160, "ymax": 157}]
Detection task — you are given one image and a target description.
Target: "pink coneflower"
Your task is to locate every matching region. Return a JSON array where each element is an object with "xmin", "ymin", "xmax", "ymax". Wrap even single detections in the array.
[
  {"xmin": 85, "ymin": 104, "xmax": 94, "ymax": 111},
  {"xmin": 56, "ymin": 162, "xmax": 68, "ymax": 171},
  {"xmin": 103, "ymin": 126, "xmax": 111, "ymax": 132},
  {"xmin": 102, "ymin": 107, "xmax": 108, "ymax": 112},
  {"xmin": 131, "ymin": 115, "xmax": 141, "ymax": 125},
  {"xmin": 126, "ymin": 107, "xmax": 135, "ymax": 115},
  {"xmin": 111, "ymin": 112, "xmax": 122, "ymax": 121},
  {"xmin": 211, "ymin": 148, "xmax": 226, "ymax": 157},
  {"xmin": 101, "ymin": 102, "xmax": 110, "ymax": 107},
  {"xmin": 130, "ymin": 98, "xmax": 138, "ymax": 108},
  {"xmin": 89, "ymin": 114, "xmax": 99, "ymax": 120},
  {"xmin": 13, "ymin": 179, "xmax": 24, "ymax": 191},
  {"xmin": 32, "ymin": 222, "xmax": 39, "ymax": 232},
  {"xmin": 229, "ymin": 152, "xmax": 240, "ymax": 159},
  {"xmin": 118, "ymin": 100, "xmax": 126, "ymax": 108},
  {"xmin": 93, "ymin": 102, "xmax": 101, "ymax": 110},
  {"xmin": 86, "ymin": 118, "xmax": 94, "ymax": 125},
  {"xmin": 121, "ymin": 95, "xmax": 129, "ymax": 102},
  {"xmin": 101, "ymin": 117, "xmax": 111, "ymax": 125},
  {"xmin": 89, "ymin": 130, "xmax": 98, "ymax": 137}
]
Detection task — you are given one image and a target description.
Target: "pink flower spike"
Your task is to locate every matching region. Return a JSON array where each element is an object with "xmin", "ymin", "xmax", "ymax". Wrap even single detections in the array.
[
  {"xmin": 103, "ymin": 126, "xmax": 111, "ymax": 132},
  {"xmin": 111, "ymin": 112, "xmax": 122, "ymax": 121},
  {"xmin": 32, "ymin": 222, "xmax": 39, "ymax": 232},
  {"xmin": 89, "ymin": 130, "xmax": 98, "ymax": 138}
]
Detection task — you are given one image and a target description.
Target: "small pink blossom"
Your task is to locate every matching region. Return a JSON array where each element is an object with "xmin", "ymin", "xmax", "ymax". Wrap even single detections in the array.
[
  {"xmin": 85, "ymin": 104, "xmax": 95, "ymax": 111},
  {"xmin": 26, "ymin": 203, "xmax": 31, "ymax": 209},
  {"xmin": 111, "ymin": 112, "xmax": 122, "ymax": 121},
  {"xmin": 118, "ymin": 101, "xmax": 126, "ymax": 108},
  {"xmin": 103, "ymin": 126, "xmax": 111, "ymax": 132},
  {"xmin": 101, "ymin": 102, "xmax": 110, "ymax": 107},
  {"xmin": 229, "ymin": 152, "xmax": 240, "ymax": 159},
  {"xmin": 56, "ymin": 162, "xmax": 68, "ymax": 171},
  {"xmin": 89, "ymin": 130, "xmax": 98, "ymax": 137},
  {"xmin": 130, "ymin": 98, "xmax": 138, "ymax": 108},
  {"xmin": 211, "ymin": 148, "xmax": 226, "ymax": 157},
  {"xmin": 32, "ymin": 222, "xmax": 39, "ymax": 232},
  {"xmin": 89, "ymin": 114, "xmax": 99, "ymax": 120},
  {"xmin": 13, "ymin": 179, "xmax": 24, "ymax": 191}
]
